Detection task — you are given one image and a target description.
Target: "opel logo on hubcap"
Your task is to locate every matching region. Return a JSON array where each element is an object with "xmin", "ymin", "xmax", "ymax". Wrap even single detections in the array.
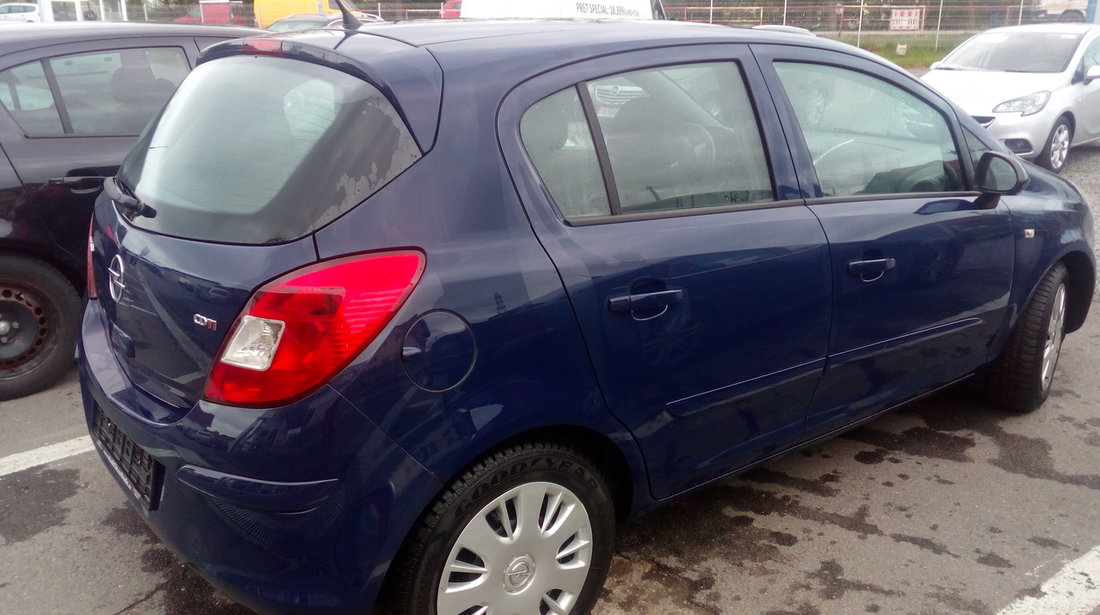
[
  {"xmin": 503, "ymin": 555, "xmax": 535, "ymax": 592},
  {"xmin": 108, "ymin": 255, "xmax": 125, "ymax": 301}
]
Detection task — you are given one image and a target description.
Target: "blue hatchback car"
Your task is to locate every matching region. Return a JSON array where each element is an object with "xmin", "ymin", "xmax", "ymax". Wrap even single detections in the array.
[{"xmin": 80, "ymin": 18, "xmax": 1094, "ymax": 615}]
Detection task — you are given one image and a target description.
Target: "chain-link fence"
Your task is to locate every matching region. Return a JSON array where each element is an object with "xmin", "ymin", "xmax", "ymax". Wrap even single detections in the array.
[{"xmin": 45, "ymin": 0, "xmax": 1097, "ymax": 64}]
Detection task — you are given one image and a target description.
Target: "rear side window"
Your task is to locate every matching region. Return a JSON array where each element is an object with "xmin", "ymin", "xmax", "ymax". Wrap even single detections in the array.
[
  {"xmin": 521, "ymin": 61, "xmax": 774, "ymax": 220},
  {"xmin": 51, "ymin": 48, "xmax": 188, "ymax": 134},
  {"xmin": 520, "ymin": 88, "xmax": 610, "ymax": 218},
  {"xmin": 0, "ymin": 61, "xmax": 61, "ymax": 134},
  {"xmin": 589, "ymin": 63, "xmax": 772, "ymax": 214},
  {"xmin": 119, "ymin": 55, "xmax": 421, "ymax": 245},
  {"xmin": 0, "ymin": 48, "xmax": 188, "ymax": 136}
]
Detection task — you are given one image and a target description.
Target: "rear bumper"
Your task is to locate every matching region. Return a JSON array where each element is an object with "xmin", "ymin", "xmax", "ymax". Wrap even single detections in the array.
[{"xmin": 79, "ymin": 299, "xmax": 442, "ymax": 615}]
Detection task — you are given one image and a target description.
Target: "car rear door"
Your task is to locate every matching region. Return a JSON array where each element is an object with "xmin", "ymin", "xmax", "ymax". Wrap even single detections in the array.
[
  {"xmin": 0, "ymin": 36, "xmax": 203, "ymax": 267},
  {"xmin": 499, "ymin": 45, "xmax": 831, "ymax": 499},
  {"xmin": 754, "ymin": 45, "xmax": 1015, "ymax": 439}
]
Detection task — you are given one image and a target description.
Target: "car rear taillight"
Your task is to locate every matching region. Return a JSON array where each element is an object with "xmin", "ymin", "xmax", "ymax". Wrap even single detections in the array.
[
  {"xmin": 86, "ymin": 221, "xmax": 97, "ymax": 300},
  {"xmin": 241, "ymin": 39, "xmax": 284, "ymax": 56},
  {"xmin": 203, "ymin": 251, "xmax": 425, "ymax": 408}
]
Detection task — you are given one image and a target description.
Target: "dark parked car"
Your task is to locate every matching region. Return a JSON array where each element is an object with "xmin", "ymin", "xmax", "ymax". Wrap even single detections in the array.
[
  {"xmin": 0, "ymin": 22, "xmax": 260, "ymax": 400},
  {"xmin": 80, "ymin": 20, "xmax": 1094, "ymax": 615},
  {"xmin": 266, "ymin": 11, "xmax": 382, "ymax": 31}
]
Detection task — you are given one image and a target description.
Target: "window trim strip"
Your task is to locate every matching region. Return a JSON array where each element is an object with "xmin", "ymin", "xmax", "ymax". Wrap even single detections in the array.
[
  {"xmin": 39, "ymin": 58, "xmax": 72, "ymax": 135},
  {"xmin": 576, "ymin": 81, "xmax": 623, "ymax": 216}
]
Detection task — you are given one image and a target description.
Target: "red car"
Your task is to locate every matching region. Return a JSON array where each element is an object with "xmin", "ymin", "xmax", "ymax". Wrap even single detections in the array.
[
  {"xmin": 439, "ymin": 0, "xmax": 460, "ymax": 18},
  {"xmin": 174, "ymin": 1, "xmax": 252, "ymax": 25}
]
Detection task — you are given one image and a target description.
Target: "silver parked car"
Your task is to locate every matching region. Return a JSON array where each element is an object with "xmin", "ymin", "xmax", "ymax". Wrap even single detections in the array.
[
  {"xmin": 0, "ymin": 2, "xmax": 40, "ymax": 22},
  {"xmin": 922, "ymin": 24, "xmax": 1100, "ymax": 173}
]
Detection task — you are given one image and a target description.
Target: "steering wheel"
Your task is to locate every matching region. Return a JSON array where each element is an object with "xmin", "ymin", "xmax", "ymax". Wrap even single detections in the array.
[{"xmin": 669, "ymin": 122, "xmax": 716, "ymax": 178}]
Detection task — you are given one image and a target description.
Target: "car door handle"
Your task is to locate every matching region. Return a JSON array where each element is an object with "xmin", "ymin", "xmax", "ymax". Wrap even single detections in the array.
[
  {"xmin": 48, "ymin": 175, "xmax": 108, "ymax": 194},
  {"xmin": 848, "ymin": 257, "xmax": 896, "ymax": 282},
  {"xmin": 608, "ymin": 289, "xmax": 684, "ymax": 313}
]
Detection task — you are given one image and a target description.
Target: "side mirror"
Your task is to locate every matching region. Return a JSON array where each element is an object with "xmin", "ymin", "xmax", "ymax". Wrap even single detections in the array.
[
  {"xmin": 1086, "ymin": 65, "xmax": 1100, "ymax": 85},
  {"xmin": 975, "ymin": 151, "xmax": 1027, "ymax": 195}
]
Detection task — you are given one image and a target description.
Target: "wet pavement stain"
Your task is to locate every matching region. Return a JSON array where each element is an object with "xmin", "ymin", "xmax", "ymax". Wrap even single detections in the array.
[
  {"xmin": 807, "ymin": 560, "xmax": 903, "ymax": 600},
  {"xmin": 975, "ymin": 550, "xmax": 1014, "ymax": 569},
  {"xmin": 925, "ymin": 586, "xmax": 993, "ymax": 615},
  {"xmin": 855, "ymin": 449, "xmax": 889, "ymax": 465},
  {"xmin": 714, "ymin": 485, "xmax": 884, "ymax": 538},
  {"xmin": 842, "ymin": 425, "xmax": 975, "ymax": 463},
  {"xmin": 1027, "ymin": 536, "xmax": 1069, "ymax": 549},
  {"xmin": 763, "ymin": 605, "xmax": 821, "ymax": 615},
  {"xmin": 597, "ymin": 555, "xmax": 721, "ymax": 615},
  {"xmin": 97, "ymin": 507, "xmax": 253, "ymax": 615},
  {"xmin": 112, "ymin": 553, "xmax": 254, "ymax": 615},
  {"xmin": 907, "ymin": 395, "xmax": 1100, "ymax": 491},
  {"xmin": 101, "ymin": 506, "xmax": 158, "ymax": 543},
  {"xmin": 0, "ymin": 467, "xmax": 80, "ymax": 544},
  {"xmin": 615, "ymin": 487, "xmax": 792, "ymax": 568},
  {"xmin": 141, "ymin": 546, "xmax": 176, "ymax": 574},
  {"xmin": 739, "ymin": 468, "xmax": 841, "ymax": 497},
  {"xmin": 770, "ymin": 531, "xmax": 799, "ymax": 547},
  {"xmin": 888, "ymin": 533, "xmax": 959, "ymax": 558},
  {"xmin": 1014, "ymin": 585, "xmax": 1045, "ymax": 600}
]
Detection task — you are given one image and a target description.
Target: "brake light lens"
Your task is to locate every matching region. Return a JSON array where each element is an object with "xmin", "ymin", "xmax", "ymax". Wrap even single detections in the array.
[
  {"xmin": 241, "ymin": 38, "xmax": 285, "ymax": 56},
  {"xmin": 86, "ymin": 221, "xmax": 97, "ymax": 300},
  {"xmin": 203, "ymin": 251, "xmax": 425, "ymax": 407}
]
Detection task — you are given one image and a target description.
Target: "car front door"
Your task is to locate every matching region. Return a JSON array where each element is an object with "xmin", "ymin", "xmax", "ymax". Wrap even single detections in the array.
[
  {"xmin": 755, "ymin": 46, "xmax": 1015, "ymax": 438},
  {"xmin": 0, "ymin": 39, "xmax": 196, "ymax": 266},
  {"xmin": 500, "ymin": 46, "xmax": 832, "ymax": 499},
  {"xmin": 1073, "ymin": 34, "xmax": 1100, "ymax": 141}
]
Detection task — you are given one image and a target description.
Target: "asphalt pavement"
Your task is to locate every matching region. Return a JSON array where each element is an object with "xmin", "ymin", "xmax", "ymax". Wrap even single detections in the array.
[{"xmin": 2, "ymin": 143, "xmax": 1099, "ymax": 615}]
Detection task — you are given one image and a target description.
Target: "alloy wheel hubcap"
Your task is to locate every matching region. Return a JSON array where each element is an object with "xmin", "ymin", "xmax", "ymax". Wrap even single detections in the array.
[
  {"xmin": 1041, "ymin": 283, "xmax": 1066, "ymax": 391},
  {"xmin": 437, "ymin": 481, "xmax": 594, "ymax": 615},
  {"xmin": 1050, "ymin": 125, "xmax": 1070, "ymax": 170}
]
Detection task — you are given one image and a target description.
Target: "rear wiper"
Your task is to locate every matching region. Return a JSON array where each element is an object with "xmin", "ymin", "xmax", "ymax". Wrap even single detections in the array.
[{"xmin": 104, "ymin": 176, "xmax": 157, "ymax": 218}]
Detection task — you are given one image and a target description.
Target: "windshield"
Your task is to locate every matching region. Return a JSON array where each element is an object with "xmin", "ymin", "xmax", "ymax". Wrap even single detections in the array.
[
  {"xmin": 268, "ymin": 17, "xmax": 330, "ymax": 31},
  {"xmin": 118, "ymin": 55, "xmax": 420, "ymax": 244},
  {"xmin": 944, "ymin": 31, "xmax": 1083, "ymax": 73}
]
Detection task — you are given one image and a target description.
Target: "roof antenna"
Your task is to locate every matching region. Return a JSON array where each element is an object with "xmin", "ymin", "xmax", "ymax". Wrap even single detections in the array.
[{"xmin": 330, "ymin": 0, "xmax": 363, "ymax": 29}]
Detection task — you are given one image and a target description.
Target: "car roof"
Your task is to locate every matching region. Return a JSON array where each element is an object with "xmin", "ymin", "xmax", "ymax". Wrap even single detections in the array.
[
  {"xmin": 282, "ymin": 18, "xmax": 869, "ymax": 66},
  {"xmin": 0, "ymin": 22, "xmax": 263, "ymax": 58},
  {"xmin": 206, "ymin": 19, "xmax": 900, "ymax": 153},
  {"xmin": 980, "ymin": 23, "xmax": 1100, "ymax": 35},
  {"xmin": 341, "ymin": 18, "xmax": 833, "ymax": 49}
]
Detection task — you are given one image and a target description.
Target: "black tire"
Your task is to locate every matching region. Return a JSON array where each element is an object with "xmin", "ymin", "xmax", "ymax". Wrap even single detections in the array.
[
  {"xmin": 385, "ymin": 442, "xmax": 616, "ymax": 615},
  {"xmin": 0, "ymin": 255, "xmax": 81, "ymax": 400},
  {"xmin": 1038, "ymin": 118, "xmax": 1072, "ymax": 173},
  {"xmin": 985, "ymin": 263, "xmax": 1068, "ymax": 413}
]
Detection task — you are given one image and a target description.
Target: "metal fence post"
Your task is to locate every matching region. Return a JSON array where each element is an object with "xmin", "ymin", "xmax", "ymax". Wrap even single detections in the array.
[
  {"xmin": 935, "ymin": 0, "xmax": 944, "ymax": 49},
  {"xmin": 856, "ymin": 0, "xmax": 865, "ymax": 47}
]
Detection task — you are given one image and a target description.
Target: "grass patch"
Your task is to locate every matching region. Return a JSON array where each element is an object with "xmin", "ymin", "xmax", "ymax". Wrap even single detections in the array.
[{"xmin": 821, "ymin": 32, "xmax": 973, "ymax": 68}]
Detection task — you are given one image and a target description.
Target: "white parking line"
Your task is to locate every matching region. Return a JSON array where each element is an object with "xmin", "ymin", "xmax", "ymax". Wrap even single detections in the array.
[
  {"xmin": 0, "ymin": 436, "xmax": 95, "ymax": 478},
  {"xmin": 997, "ymin": 545, "xmax": 1100, "ymax": 615}
]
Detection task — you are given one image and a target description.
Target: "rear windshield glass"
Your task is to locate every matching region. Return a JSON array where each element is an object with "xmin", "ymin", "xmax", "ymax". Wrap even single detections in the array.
[
  {"xmin": 118, "ymin": 55, "xmax": 420, "ymax": 244},
  {"xmin": 944, "ymin": 31, "xmax": 1083, "ymax": 73}
]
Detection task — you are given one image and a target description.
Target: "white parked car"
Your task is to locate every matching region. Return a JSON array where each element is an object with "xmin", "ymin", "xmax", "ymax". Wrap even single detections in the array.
[
  {"xmin": 0, "ymin": 2, "xmax": 40, "ymax": 22},
  {"xmin": 922, "ymin": 24, "xmax": 1100, "ymax": 173}
]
